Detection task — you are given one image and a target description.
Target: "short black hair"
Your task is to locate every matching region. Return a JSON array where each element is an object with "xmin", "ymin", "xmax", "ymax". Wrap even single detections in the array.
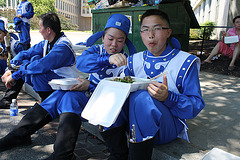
[
  {"xmin": 233, "ymin": 16, "xmax": 240, "ymax": 23},
  {"xmin": 140, "ymin": 9, "xmax": 170, "ymax": 27},
  {"xmin": 40, "ymin": 12, "xmax": 61, "ymax": 34}
]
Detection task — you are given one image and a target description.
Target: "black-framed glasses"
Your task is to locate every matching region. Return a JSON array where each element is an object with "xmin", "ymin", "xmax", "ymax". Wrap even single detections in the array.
[{"xmin": 140, "ymin": 26, "xmax": 169, "ymax": 34}]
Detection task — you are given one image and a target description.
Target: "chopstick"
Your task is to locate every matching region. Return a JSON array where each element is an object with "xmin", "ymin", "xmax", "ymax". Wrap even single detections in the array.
[{"xmin": 149, "ymin": 70, "xmax": 169, "ymax": 80}]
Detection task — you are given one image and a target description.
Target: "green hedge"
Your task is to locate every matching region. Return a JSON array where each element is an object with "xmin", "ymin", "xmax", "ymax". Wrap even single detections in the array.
[{"xmin": 189, "ymin": 21, "xmax": 216, "ymax": 40}]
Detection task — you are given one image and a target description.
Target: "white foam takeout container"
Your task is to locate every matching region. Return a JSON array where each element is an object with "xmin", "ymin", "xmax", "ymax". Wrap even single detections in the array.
[
  {"xmin": 48, "ymin": 78, "xmax": 80, "ymax": 90},
  {"xmin": 224, "ymin": 35, "xmax": 239, "ymax": 44},
  {"xmin": 81, "ymin": 77, "xmax": 151, "ymax": 127}
]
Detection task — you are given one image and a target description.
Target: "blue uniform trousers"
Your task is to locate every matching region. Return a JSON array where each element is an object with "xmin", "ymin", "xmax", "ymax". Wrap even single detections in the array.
[
  {"xmin": 25, "ymin": 71, "xmax": 62, "ymax": 92},
  {"xmin": 0, "ymin": 59, "xmax": 7, "ymax": 75},
  {"xmin": 40, "ymin": 90, "xmax": 89, "ymax": 119},
  {"xmin": 21, "ymin": 55, "xmax": 63, "ymax": 92},
  {"xmin": 112, "ymin": 90, "xmax": 184, "ymax": 145},
  {"xmin": 18, "ymin": 23, "xmax": 30, "ymax": 46}
]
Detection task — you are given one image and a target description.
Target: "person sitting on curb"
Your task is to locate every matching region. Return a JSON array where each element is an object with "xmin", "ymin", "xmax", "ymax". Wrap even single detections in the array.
[
  {"xmin": 1, "ymin": 12, "xmax": 81, "ymax": 102},
  {"xmin": 201, "ymin": 16, "xmax": 240, "ymax": 71},
  {"xmin": 0, "ymin": 14, "xmax": 136, "ymax": 160},
  {"xmin": 98, "ymin": 9, "xmax": 205, "ymax": 160},
  {"xmin": 0, "ymin": 18, "xmax": 25, "ymax": 109}
]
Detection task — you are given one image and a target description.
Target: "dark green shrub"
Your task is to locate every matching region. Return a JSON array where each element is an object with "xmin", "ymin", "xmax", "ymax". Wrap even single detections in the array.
[
  {"xmin": 199, "ymin": 21, "xmax": 216, "ymax": 40},
  {"xmin": 189, "ymin": 28, "xmax": 201, "ymax": 40},
  {"xmin": 0, "ymin": 9, "xmax": 15, "ymax": 23},
  {"xmin": 30, "ymin": 16, "xmax": 39, "ymax": 30},
  {"xmin": 31, "ymin": 14, "xmax": 79, "ymax": 31},
  {"xmin": 58, "ymin": 14, "xmax": 79, "ymax": 31},
  {"xmin": 0, "ymin": 0, "xmax": 5, "ymax": 8},
  {"xmin": 189, "ymin": 21, "xmax": 216, "ymax": 40}
]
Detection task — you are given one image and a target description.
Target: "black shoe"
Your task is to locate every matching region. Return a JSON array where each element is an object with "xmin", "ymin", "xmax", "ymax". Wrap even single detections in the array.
[
  {"xmin": 129, "ymin": 137, "xmax": 155, "ymax": 160},
  {"xmin": 0, "ymin": 133, "xmax": 32, "ymax": 152},
  {"xmin": 43, "ymin": 153, "xmax": 76, "ymax": 160},
  {"xmin": 100, "ymin": 125, "xmax": 128, "ymax": 160},
  {"xmin": 0, "ymin": 98, "xmax": 11, "ymax": 109},
  {"xmin": 0, "ymin": 103, "xmax": 52, "ymax": 152}
]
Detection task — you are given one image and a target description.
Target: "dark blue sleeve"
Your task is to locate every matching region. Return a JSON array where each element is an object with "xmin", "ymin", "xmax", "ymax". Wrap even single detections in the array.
[
  {"xmin": 12, "ymin": 42, "xmax": 75, "ymax": 80},
  {"xmin": 11, "ymin": 41, "xmax": 44, "ymax": 66},
  {"xmin": 14, "ymin": 43, "xmax": 25, "ymax": 55},
  {"xmin": 88, "ymin": 81, "xmax": 97, "ymax": 92},
  {"xmin": 76, "ymin": 45, "xmax": 111, "ymax": 73},
  {"xmin": 163, "ymin": 61, "xmax": 205, "ymax": 119},
  {"xmin": 123, "ymin": 67, "xmax": 134, "ymax": 76},
  {"xmin": 21, "ymin": 2, "xmax": 34, "ymax": 19}
]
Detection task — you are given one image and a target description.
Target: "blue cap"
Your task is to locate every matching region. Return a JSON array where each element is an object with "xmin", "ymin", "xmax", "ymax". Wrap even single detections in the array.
[
  {"xmin": 104, "ymin": 14, "xmax": 130, "ymax": 36},
  {"xmin": 86, "ymin": 14, "xmax": 136, "ymax": 55},
  {"xmin": 0, "ymin": 19, "xmax": 7, "ymax": 32},
  {"xmin": 13, "ymin": 17, "xmax": 22, "ymax": 25}
]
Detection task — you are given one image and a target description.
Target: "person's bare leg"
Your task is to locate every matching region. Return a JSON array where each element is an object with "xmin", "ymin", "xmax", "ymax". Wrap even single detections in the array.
[
  {"xmin": 229, "ymin": 43, "xmax": 240, "ymax": 69},
  {"xmin": 202, "ymin": 42, "xmax": 220, "ymax": 63}
]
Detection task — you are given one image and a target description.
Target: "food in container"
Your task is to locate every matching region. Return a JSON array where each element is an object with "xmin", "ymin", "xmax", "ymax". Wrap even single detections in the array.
[
  {"xmin": 112, "ymin": 76, "xmax": 135, "ymax": 83},
  {"xmin": 81, "ymin": 77, "xmax": 151, "ymax": 127}
]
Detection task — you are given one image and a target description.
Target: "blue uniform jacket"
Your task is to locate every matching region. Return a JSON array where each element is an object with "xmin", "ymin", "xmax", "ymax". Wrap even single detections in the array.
[
  {"xmin": 76, "ymin": 44, "xmax": 127, "ymax": 92},
  {"xmin": 11, "ymin": 33, "xmax": 76, "ymax": 80},
  {"xmin": 17, "ymin": 1, "xmax": 34, "ymax": 21}
]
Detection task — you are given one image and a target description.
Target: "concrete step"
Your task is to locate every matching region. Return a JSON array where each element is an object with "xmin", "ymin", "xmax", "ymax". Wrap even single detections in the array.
[{"xmin": 82, "ymin": 122, "xmax": 179, "ymax": 160}]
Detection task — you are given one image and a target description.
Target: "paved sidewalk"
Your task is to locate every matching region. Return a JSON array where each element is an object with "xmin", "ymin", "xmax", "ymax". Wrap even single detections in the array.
[
  {"xmin": 152, "ymin": 71, "xmax": 240, "ymax": 159},
  {"xmin": 0, "ymin": 80, "xmax": 109, "ymax": 160},
  {"xmin": 0, "ymin": 71, "xmax": 240, "ymax": 160}
]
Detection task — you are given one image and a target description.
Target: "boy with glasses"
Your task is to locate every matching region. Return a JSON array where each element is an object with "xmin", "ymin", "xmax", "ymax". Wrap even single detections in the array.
[{"xmin": 100, "ymin": 9, "xmax": 205, "ymax": 160}]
